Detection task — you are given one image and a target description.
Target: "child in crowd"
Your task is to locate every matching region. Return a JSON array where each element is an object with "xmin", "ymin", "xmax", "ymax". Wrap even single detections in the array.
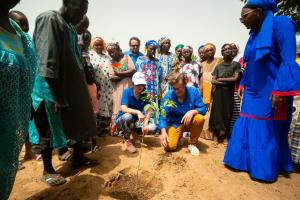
[{"xmin": 209, "ymin": 44, "xmax": 241, "ymax": 147}]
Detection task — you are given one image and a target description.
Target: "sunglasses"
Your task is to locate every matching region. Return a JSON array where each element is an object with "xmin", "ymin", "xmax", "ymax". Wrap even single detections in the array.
[{"xmin": 240, "ymin": 9, "xmax": 256, "ymax": 20}]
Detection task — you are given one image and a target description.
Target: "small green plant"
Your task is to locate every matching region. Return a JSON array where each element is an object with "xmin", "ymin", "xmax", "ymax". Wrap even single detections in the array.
[
  {"xmin": 191, "ymin": 54, "xmax": 198, "ymax": 62},
  {"xmin": 140, "ymin": 91, "xmax": 177, "ymax": 124}
]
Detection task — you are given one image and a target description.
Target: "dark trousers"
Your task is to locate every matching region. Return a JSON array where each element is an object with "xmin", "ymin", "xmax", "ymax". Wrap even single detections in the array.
[{"xmin": 31, "ymin": 101, "xmax": 52, "ymax": 154}]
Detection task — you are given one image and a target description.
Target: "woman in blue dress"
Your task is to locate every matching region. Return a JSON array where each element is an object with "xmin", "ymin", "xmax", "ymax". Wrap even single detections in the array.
[
  {"xmin": 157, "ymin": 37, "xmax": 175, "ymax": 96},
  {"xmin": 135, "ymin": 40, "xmax": 163, "ymax": 101},
  {"xmin": 224, "ymin": 0, "xmax": 300, "ymax": 182},
  {"xmin": 0, "ymin": 0, "xmax": 38, "ymax": 199}
]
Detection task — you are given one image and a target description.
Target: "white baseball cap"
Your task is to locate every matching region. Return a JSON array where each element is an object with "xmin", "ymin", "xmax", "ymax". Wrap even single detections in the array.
[{"xmin": 132, "ymin": 72, "xmax": 146, "ymax": 85}]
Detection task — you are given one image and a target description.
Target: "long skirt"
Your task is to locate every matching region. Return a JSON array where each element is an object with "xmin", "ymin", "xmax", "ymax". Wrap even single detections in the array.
[
  {"xmin": 209, "ymin": 85, "xmax": 234, "ymax": 134},
  {"xmin": 0, "ymin": 120, "xmax": 26, "ymax": 200},
  {"xmin": 224, "ymin": 96, "xmax": 293, "ymax": 182}
]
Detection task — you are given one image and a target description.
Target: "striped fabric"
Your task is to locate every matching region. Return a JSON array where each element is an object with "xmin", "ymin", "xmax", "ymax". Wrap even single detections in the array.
[
  {"xmin": 229, "ymin": 92, "xmax": 241, "ymax": 135},
  {"xmin": 291, "ymin": 112, "xmax": 300, "ymax": 164}
]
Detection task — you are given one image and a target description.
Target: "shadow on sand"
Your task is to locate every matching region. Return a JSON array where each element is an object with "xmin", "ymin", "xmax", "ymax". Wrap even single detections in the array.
[{"xmin": 26, "ymin": 175, "xmax": 106, "ymax": 200}]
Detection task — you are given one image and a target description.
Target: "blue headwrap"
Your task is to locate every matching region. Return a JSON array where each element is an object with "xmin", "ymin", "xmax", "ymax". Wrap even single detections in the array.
[
  {"xmin": 245, "ymin": 0, "xmax": 278, "ymax": 13},
  {"xmin": 198, "ymin": 45, "xmax": 205, "ymax": 52},
  {"xmin": 145, "ymin": 40, "xmax": 159, "ymax": 47},
  {"xmin": 243, "ymin": 0, "xmax": 278, "ymax": 62}
]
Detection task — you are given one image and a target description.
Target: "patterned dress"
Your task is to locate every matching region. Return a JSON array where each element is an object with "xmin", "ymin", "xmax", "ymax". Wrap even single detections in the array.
[
  {"xmin": 108, "ymin": 55, "xmax": 135, "ymax": 116},
  {"xmin": 291, "ymin": 111, "xmax": 300, "ymax": 164},
  {"xmin": 289, "ymin": 58, "xmax": 300, "ymax": 164},
  {"xmin": 90, "ymin": 50, "xmax": 113, "ymax": 133},
  {"xmin": 0, "ymin": 20, "xmax": 37, "ymax": 200},
  {"xmin": 157, "ymin": 53, "xmax": 175, "ymax": 95},
  {"xmin": 180, "ymin": 61, "xmax": 201, "ymax": 88},
  {"xmin": 90, "ymin": 50, "xmax": 113, "ymax": 117},
  {"xmin": 136, "ymin": 56, "xmax": 163, "ymax": 101},
  {"xmin": 200, "ymin": 57, "xmax": 223, "ymax": 140}
]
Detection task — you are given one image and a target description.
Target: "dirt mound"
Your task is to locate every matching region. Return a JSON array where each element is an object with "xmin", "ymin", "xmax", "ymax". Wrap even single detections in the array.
[
  {"xmin": 105, "ymin": 169, "xmax": 162, "ymax": 200},
  {"xmin": 153, "ymin": 153, "xmax": 188, "ymax": 171}
]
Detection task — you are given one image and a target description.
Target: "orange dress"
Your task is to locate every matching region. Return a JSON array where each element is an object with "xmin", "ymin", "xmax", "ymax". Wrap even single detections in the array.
[{"xmin": 108, "ymin": 55, "xmax": 135, "ymax": 117}]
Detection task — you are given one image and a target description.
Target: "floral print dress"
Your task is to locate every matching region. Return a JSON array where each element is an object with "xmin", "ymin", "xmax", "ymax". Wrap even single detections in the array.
[{"xmin": 90, "ymin": 50, "xmax": 113, "ymax": 117}]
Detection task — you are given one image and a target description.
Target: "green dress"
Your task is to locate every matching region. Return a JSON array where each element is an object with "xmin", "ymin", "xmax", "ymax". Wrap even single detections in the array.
[{"xmin": 0, "ymin": 20, "xmax": 37, "ymax": 200}]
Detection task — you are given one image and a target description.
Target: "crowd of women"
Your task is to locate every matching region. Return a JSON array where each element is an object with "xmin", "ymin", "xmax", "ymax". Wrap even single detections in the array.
[{"xmin": 1, "ymin": 0, "xmax": 300, "ymax": 199}]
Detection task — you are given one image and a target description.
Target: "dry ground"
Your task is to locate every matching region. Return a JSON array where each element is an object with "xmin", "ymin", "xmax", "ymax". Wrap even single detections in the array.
[{"xmin": 10, "ymin": 136, "xmax": 300, "ymax": 200}]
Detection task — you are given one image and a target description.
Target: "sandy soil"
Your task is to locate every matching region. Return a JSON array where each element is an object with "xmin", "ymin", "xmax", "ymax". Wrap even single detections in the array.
[{"xmin": 10, "ymin": 136, "xmax": 300, "ymax": 200}]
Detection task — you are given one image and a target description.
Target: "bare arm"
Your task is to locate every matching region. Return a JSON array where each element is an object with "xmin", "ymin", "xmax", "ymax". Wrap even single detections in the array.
[
  {"xmin": 212, "ymin": 76, "xmax": 226, "ymax": 85},
  {"xmin": 109, "ymin": 74, "xmax": 121, "ymax": 82},
  {"xmin": 160, "ymin": 128, "xmax": 169, "ymax": 147},
  {"xmin": 217, "ymin": 72, "xmax": 240, "ymax": 83},
  {"xmin": 198, "ymin": 66, "xmax": 203, "ymax": 92},
  {"xmin": 143, "ymin": 106, "xmax": 152, "ymax": 126},
  {"xmin": 121, "ymin": 105, "xmax": 141, "ymax": 116},
  {"xmin": 114, "ymin": 68, "xmax": 136, "ymax": 78}
]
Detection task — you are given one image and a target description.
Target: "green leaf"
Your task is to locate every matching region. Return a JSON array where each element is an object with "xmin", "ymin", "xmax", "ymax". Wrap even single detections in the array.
[
  {"xmin": 161, "ymin": 109, "xmax": 166, "ymax": 118},
  {"xmin": 163, "ymin": 100, "xmax": 177, "ymax": 108}
]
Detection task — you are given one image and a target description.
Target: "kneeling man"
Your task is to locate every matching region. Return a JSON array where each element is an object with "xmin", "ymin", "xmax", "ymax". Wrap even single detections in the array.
[
  {"xmin": 115, "ymin": 72, "xmax": 157, "ymax": 153},
  {"xmin": 159, "ymin": 71, "xmax": 207, "ymax": 155}
]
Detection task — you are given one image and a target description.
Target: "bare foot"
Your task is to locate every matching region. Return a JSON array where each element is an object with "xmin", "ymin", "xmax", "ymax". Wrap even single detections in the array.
[
  {"xmin": 212, "ymin": 141, "xmax": 218, "ymax": 148},
  {"xmin": 212, "ymin": 135, "xmax": 219, "ymax": 148},
  {"xmin": 222, "ymin": 138, "xmax": 228, "ymax": 148}
]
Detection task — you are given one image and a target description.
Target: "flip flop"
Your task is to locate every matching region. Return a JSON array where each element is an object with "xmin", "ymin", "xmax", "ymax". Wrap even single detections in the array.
[
  {"xmin": 91, "ymin": 145, "xmax": 101, "ymax": 152},
  {"xmin": 41, "ymin": 173, "xmax": 66, "ymax": 186},
  {"xmin": 18, "ymin": 161, "xmax": 25, "ymax": 170},
  {"xmin": 34, "ymin": 154, "xmax": 42, "ymax": 161},
  {"xmin": 58, "ymin": 149, "xmax": 73, "ymax": 161}
]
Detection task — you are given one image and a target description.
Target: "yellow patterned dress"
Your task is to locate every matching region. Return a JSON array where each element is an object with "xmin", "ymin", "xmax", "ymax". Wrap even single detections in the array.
[{"xmin": 200, "ymin": 57, "xmax": 223, "ymax": 139}]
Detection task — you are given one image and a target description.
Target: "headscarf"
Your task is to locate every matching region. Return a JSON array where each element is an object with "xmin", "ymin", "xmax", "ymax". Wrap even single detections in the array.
[
  {"xmin": 158, "ymin": 37, "xmax": 171, "ymax": 47},
  {"xmin": 145, "ymin": 40, "xmax": 159, "ymax": 47},
  {"xmin": 243, "ymin": 0, "xmax": 277, "ymax": 62},
  {"xmin": 182, "ymin": 45, "xmax": 193, "ymax": 52},
  {"xmin": 144, "ymin": 40, "xmax": 159, "ymax": 53},
  {"xmin": 204, "ymin": 43, "xmax": 216, "ymax": 51},
  {"xmin": 198, "ymin": 45, "xmax": 205, "ymax": 52},
  {"xmin": 91, "ymin": 36, "xmax": 107, "ymax": 53},
  {"xmin": 106, "ymin": 42, "xmax": 121, "ymax": 52},
  {"xmin": 244, "ymin": 0, "xmax": 278, "ymax": 13},
  {"xmin": 175, "ymin": 44, "xmax": 184, "ymax": 50}
]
